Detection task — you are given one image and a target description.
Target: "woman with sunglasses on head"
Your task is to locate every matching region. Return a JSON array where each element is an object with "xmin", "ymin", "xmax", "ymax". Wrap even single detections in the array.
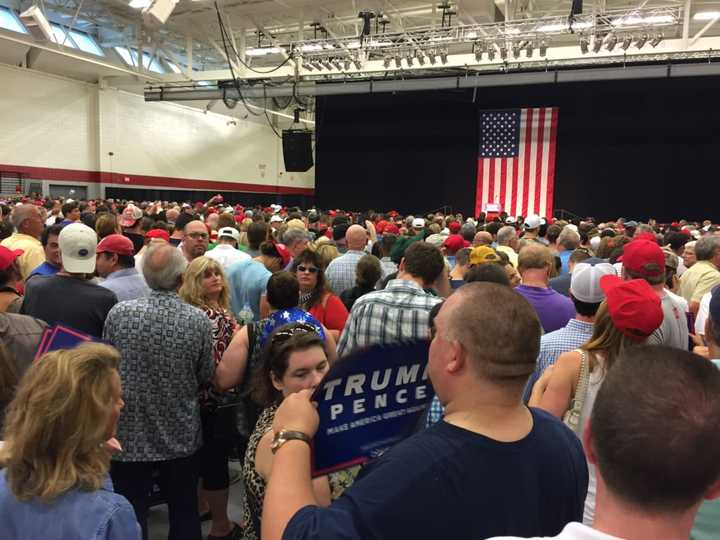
[
  {"xmin": 179, "ymin": 256, "xmax": 241, "ymax": 540},
  {"xmin": 215, "ymin": 273, "xmax": 337, "ymax": 437},
  {"xmin": 241, "ymin": 323, "xmax": 352, "ymax": 540},
  {"xmin": 291, "ymin": 249, "xmax": 349, "ymax": 341}
]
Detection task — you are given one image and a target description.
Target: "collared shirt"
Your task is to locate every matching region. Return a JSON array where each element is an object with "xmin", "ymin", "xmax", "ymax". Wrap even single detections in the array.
[
  {"xmin": 99, "ymin": 268, "xmax": 150, "ymax": 303},
  {"xmin": 337, "ymin": 278, "xmax": 441, "ymax": 357},
  {"xmin": 27, "ymin": 261, "xmax": 60, "ymax": 279},
  {"xmin": 0, "ymin": 471, "xmax": 141, "ymax": 540},
  {"xmin": 326, "ymin": 250, "xmax": 367, "ymax": 296},
  {"xmin": 205, "ymin": 244, "xmax": 251, "ymax": 269},
  {"xmin": 103, "ymin": 291, "xmax": 215, "ymax": 461},
  {"xmin": 679, "ymin": 260, "xmax": 720, "ymax": 303},
  {"xmin": 1, "ymin": 233, "xmax": 44, "ymax": 280},
  {"xmin": 524, "ymin": 319, "xmax": 595, "ymax": 402}
]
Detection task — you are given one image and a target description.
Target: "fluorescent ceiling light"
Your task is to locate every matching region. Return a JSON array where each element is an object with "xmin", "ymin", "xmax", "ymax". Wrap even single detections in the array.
[
  {"xmin": 167, "ymin": 62, "xmax": 182, "ymax": 73},
  {"xmin": 613, "ymin": 15, "xmax": 675, "ymax": 26},
  {"xmin": 129, "ymin": 0, "xmax": 151, "ymax": 8},
  {"xmin": 300, "ymin": 44, "xmax": 323, "ymax": 52},
  {"xmin": 694, "ymin": 11, "xmax": 720, "ymax": 21},
  {"xmin": 245, "ymin": 46, "xmax": 285, "ymax": 56}
]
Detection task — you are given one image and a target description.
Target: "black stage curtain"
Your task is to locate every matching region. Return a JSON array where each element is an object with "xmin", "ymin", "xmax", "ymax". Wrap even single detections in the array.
[
  {"xmin": 315, "ymin": 76, "xmax": 720, "ymax": 222},
  {"xmin": 104, "ymin": 188, "xmax": 313, "ymax": 210}
]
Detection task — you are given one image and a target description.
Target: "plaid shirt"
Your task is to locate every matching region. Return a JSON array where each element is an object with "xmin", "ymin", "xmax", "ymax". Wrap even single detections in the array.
[
  {"xmin": 523, "ymin": 319, "xmax": 594, "ymax": 402},
  {"xmin": 326, "ymin": 250, "xmax": 367, "ymax": 296},
  {"xmin": 103, "ymin": 290, "xmax": 215, "ymax": 461},
  {"xmin": 426, "ymin": 396, "xmax": 445, "ymax": 427},
  {"xmin": 337, "ymin": 278, "xmax": 442, "ymax": 357}
]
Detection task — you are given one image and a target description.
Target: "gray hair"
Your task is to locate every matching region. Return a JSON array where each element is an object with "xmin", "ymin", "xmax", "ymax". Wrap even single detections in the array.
[
  {"xmin": 142, "ymin": 244, "xmax": 187, "ymax": 291},
  {"xmin": 10, "ymin": 204, "xmax": 39, "ymax": 230},
  {"xmin": 282, "ymin": 228, "xmax": 310, "ymax": 247},
  {"xmin": 496, "ymin": 226, "xmax": 517, "ymax": 246},
  {"xmin": 694, "ymin": 236, "xmax": 720, "ymax": 261},
  {"xmin": 460, "ymin": 223, "xmax": 477, "ymax": 241},
  {"xmin": 558, "ymin": 227, "xmax": 581, "ymax": 250}
]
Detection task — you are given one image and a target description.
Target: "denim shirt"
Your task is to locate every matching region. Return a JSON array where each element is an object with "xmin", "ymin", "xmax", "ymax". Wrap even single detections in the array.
[{"xmin": 0, "ymin": 470, "xmax": 140, "ymax": 540}]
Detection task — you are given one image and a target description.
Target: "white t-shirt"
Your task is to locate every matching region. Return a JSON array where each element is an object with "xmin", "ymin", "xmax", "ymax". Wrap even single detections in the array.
[
  {"xmin": 665, "ymin": 288, "xmax": 689, "ymax": 314},
  {"xmin": 203, "ymin": 244, "xmax": 251, "ymax": 269},
  {"xmin": 695, "ymin": 291, "xmax": 713, "ymax": 336},
  {"xmin": 488, "ymin": 522, "xmax": 622, "ymax": 540}
]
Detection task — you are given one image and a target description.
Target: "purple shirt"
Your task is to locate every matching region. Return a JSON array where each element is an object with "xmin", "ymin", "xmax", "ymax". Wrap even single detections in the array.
[{"xmin": 515, "ymin": 284, "xmax": 576, "ymax": 333}]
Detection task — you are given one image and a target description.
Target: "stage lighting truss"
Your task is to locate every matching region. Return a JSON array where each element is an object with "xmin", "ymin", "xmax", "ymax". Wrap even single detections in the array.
[{"xmin": 293, "ymin": 5, "xmax": 680, "ymax": 73}]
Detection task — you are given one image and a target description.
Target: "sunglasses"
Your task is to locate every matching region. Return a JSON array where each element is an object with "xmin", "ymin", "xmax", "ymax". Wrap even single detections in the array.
[
  {"xmin": 188, "ymin": 232, "xmax": 209, "ymax": 240},
  {"xmin": 272, "ymin": 323, "xmax": 319, "ymax": 344},
  {"xmin": 297, "ymin": 265, "xmax": 319, "ymax": 274}
]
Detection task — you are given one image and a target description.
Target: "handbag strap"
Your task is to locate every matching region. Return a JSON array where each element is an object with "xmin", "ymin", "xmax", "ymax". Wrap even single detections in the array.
[{"xmin": 563, "ymin": 349, "xmax": 590, "ymax": 434}]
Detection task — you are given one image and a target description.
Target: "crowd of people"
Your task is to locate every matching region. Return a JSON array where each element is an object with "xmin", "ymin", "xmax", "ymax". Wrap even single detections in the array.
[{"xmin": 0, "ymin": 194, "xmax": 719, "ymax": 540}]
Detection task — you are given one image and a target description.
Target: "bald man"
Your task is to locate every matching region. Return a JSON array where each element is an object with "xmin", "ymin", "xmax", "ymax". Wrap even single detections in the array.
[
  {"xmin": 473, "ymin": 231, "xmax": 494, "ymax": 247},
  {"xmin": 325, "ymin": 224, "xmax": 369, "ymax": 295}
]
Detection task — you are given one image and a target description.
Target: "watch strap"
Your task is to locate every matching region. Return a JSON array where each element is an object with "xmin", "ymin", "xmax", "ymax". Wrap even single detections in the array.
[{"xmin": 271, "ymin": 430, "xmax": 311, "ymax": 454}]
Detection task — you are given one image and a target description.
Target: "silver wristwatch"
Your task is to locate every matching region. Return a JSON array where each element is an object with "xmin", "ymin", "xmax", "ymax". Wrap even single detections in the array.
[{"xmin": 270, "ymin": 430, "xmax": 311, "ymax": 454}]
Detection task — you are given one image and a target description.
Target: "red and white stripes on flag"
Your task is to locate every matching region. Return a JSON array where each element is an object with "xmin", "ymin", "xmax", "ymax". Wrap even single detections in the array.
[{"xmin": 474, "ymin": 107, "xmax": 558, "ymax": 219}]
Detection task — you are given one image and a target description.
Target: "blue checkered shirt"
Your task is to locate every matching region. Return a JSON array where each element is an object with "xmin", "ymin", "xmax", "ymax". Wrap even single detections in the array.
[
  {"xmin": 337, "ymin": 279, "xmax": 441, "ymax": 357},
  {"xmin": 426, "ymin": 396, "xmax": 445, "ymax": 427},
  {"xmin": 325, "ymin": 250, "xmax": 367, "ymax": 295},
  {"xmin": 523, "ymin": 319, "xmax": 594, "ymax": 402}
]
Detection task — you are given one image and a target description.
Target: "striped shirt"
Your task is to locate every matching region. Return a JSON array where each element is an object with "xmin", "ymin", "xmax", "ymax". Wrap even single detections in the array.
[{"xmin": 337, "ymin": 279, "xmax": 441, "ymax": 357}]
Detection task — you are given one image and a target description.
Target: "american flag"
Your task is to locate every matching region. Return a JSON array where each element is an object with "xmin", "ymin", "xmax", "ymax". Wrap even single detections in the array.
[{"xmin": 475, "ymin": 108, "xmax": 558, "ymax": 219}]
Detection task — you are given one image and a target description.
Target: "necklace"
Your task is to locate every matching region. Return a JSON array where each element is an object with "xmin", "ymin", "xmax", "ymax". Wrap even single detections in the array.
[{"xmin": 299, "ymin": 290, "xmax": 313, "ymax": 306}]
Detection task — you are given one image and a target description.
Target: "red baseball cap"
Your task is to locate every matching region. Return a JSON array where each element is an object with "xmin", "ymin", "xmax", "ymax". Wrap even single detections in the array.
[
  {"xmin": 0, "ymin": 246, "xmax": 23, "ymax": 271},
  {"xmin": 448, "ymin": 221, "xmax": 461, "ymax": 234},
  {"xmin": 600, "ymin": 275, "xmax": 663, "ymax": 341},
  {"xmin": 383, "ymin": 223, "xmax": 400, "ymax": 235},
  {"xmin": 96, "ymin": 234, "xmax": 135, "ymax": 256},
  {"xmin": 443, "ymin": 234, "xmax": 466, "ymax": 253},
  {"xmin": 620, "ymin": 240, "xmax": 665, "ymax": 277},
  {"xmin": 145, "ymin": 229, "xmax": 170, "ymax": 242},
  {"xmin": 376, "ymin": 220, "xmax": 388, "ymax": 234}
]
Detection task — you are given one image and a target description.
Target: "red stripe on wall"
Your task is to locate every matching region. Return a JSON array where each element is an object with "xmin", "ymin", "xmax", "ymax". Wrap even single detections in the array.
[
  {"xmin": 475, "ymin": 159, "xmax": 484, "ymax": 217},
  {"xmin": 0, "ymin": 163, "xmax": 315, "ymax": 196},
  {"xmin": 521, "ymin": 108, "xmax": 534, "ymax": 216}
]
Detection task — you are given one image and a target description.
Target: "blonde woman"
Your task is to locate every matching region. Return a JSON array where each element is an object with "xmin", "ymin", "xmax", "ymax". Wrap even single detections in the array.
[
  {"xmin": 0, "ymin": 343, "xmax": 139, "ymax": 539},
  {"xmin": 179, "ymin": 256, "xmax": 241, "ymax": 540}
]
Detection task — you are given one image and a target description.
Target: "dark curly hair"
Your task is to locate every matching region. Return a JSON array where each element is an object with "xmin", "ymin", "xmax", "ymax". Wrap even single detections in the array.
[{"xmin": 291, "ymin": 249, "xmax": 328, "ymax": 310}]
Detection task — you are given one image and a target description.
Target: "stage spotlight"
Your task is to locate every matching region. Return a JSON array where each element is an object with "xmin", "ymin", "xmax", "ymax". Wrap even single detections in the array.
[
  {"xmin": 429, "ymin": 51, "xmax": 437, "ymax": 64},
  {"xmin": 343, "ymin": 59, "xmax": 351, "ymax": 70},
  {"xmin": 474, "ymin": 43, "xmax": 483, "ymax": 62},
  {"xmin": 525, "ymin": 42, "xmax": 533, "ymax": 57},
  {"xmin": 383, "ymin": 56, "xmax": 391, "ymax": 68},
  {"xmin": 606, "ymin": 34, "xmax": 618, "ymax": 51},
  {"xmin": 488, "ymin": 45, "xmax": 496, "ymax": 60},
  {"xmin": 321, "ymin": 58, "xmax": 334, "ymax": 69},
  {"xmin": 621, "ymin": 35, "xmax": 632, "ymax": 50},
  {"xmin": 417, "ymin": 50, "xmax": 426, "ymax": 65},
  {"xmin": 499, "ymin": 45, "xmax": 508, "ymax": 60},
  {"xmin": 394, "ymin": 55, "xmax": 402, "ymax": 68},
  {"xmin": 311, "ymin": 60, "xmax": 323, "ymax": 70},
  {"xmin": 353, "ymin": 58, "xmax": 362, "ymax": 69},
  {"xmin": 406, "ymin": 53, "xmax": 415, "ymax": 67},
  {"xmin": 302, "ymin": 61, "xmax": 314, "ymax": 71},
  {"xmin": 650, "ymin": 33, "xmax": 663, "ymax": 47},
  {"xmin": 636, "ymin": 33, "xmax": 648, "ymax": 49},
  {"xmin": 579, "ymin": 36, "xmax": 589, "ymax": 54},
  {"xmin": 539, "ymin": 40, "xmax": 547, "ymax": 57},
  {"xmin": 593, "ymin": 34, "xmax": 604, "ymax": 53},
  {"xmin": 440, "ymin": 50, "xmax": 448, "ymax": 64},
  {"xmin": 331, "ymin": 58, "xmax": 343, "ymax": 70},
  {"xmin": 512, "ymin": 42, "xmax": 521, "ymax": 58}
]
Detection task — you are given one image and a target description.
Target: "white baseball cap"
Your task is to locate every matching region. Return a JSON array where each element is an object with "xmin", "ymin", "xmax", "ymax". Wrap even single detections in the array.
[
  {"xmin": 59, "ymin": 223, "xmax": 98, "ymax": 274},
  {"xmin": 412, "ymin": 218, "xmax": 425, "ymax": 229},
  {"xmin": 524, "ymin": 214, "xmax": 543, "ymax": 230},
  {"xmin": 570, "ymin": 262, "xmax": 617, "ymax": 303},
  {"xmin": 218, "ymin": 226, "xmax": 240, "ymax": 242},
  {"xmin": 270, "ymin": 215, "xmax": 284, "ymax": 224}
]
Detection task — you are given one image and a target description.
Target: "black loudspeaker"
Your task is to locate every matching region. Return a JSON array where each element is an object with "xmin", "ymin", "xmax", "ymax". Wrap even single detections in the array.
[{"xmin": 282, "ymin": 129, "xmax": 314, "ymax": 172}]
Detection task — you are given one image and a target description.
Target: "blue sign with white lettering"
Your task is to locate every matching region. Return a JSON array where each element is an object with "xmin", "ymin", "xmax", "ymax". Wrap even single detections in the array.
[{"xmin": 311, "ymin": 340, "xmax": 433, "ymax": 476}]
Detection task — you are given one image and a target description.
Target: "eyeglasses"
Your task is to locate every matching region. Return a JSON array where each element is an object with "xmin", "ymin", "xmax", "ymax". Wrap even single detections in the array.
[
  {"xmin": 188, "ymin": 232, "xmax": 209, "ymax": 240},
  {"xmin": 297, "ymin": 265, "xmax": 319, "ymax": 274}
]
